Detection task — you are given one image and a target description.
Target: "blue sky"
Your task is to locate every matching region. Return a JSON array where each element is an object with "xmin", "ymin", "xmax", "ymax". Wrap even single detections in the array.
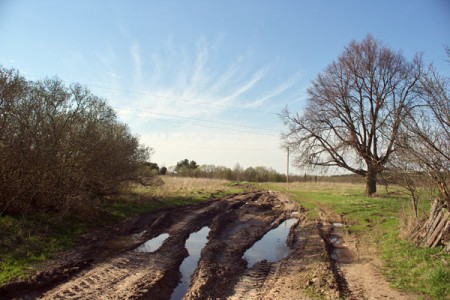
[{"xmin": 1, "ymin": 0, "xmax": 449, "ymax": 173}]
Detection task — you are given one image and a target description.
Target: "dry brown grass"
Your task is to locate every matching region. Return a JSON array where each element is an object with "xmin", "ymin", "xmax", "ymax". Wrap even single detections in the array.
[
  {"xmin": 162, "ymin": 176, "xmax": 229, "ymax": 191},
  {"xmin": 128, "ymin": 176, "xmax": 237, "ymax": 201}
]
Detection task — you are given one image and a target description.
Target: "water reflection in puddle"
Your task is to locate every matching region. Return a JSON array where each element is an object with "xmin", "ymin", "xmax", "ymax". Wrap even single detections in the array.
[
  {"xmin": 331, "ymin": 248, "xmax": 341, "ymax": 261},
  {"xmin": 330, "ymin": 236, "xmax": 342, "ymax": 246},
  {"xmin": 135, "ymin": 233, "xmax": 170, "ymax": 253},
  {"xmin": 243, "ymin": 218, "xmax": 298, "ymax": 268},
  {"xmin": 170, "ymin": 226, "xmax": 210, "ymax": 300}
]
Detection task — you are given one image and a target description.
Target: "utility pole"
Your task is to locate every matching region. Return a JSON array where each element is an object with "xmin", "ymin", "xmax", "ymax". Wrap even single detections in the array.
[{"xmin": 286, "ymin": 147, "xmax": 289, "ymax": 184}]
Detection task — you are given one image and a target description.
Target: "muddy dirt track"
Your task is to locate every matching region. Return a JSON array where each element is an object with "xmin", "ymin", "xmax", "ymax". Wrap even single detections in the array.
[{"xmin": 1, "ymin": 191, "xmax": 415, "ymax": 300}]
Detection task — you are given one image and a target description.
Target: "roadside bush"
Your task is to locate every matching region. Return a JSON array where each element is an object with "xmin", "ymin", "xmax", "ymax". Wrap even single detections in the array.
[{"xmin": 0, "ymin": 67, "xmax": 150, "ymax": 216}]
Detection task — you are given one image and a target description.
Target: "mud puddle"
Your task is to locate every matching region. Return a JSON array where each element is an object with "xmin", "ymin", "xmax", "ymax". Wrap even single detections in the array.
[
  {"xmin": 135, "ymin": 233, "xmax": 170, "ymax": 252},
  {"xmin": 170, "ymin": 226, "xmax": 210, "ymax": 300},
  {"xmin": 243, "ymin": 218, "xmax": 298, "ymax": 268},
  {"xmin": 330, "ymin": 235, "xmax": 346, "ymax": 261},
  {"xmin": 3, "ymin": 191, "xmax": 311, "ymax": 300},
  {"xmin": 328, "ymin": 222, "xmax": 352, "ymax": 263}
]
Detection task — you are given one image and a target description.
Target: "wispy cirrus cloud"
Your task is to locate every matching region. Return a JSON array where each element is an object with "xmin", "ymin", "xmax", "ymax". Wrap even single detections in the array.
[
  {"xmin": 242, "ymin": 71, "xmax": 303, "ymax": 109},
  {"xmin": 96, "ymin": 35, "xmax": 302, "ymax": 124},
  {"xmin": 216, "ymin": 66, "xmax": 269, "ymax": 106},
  {"xmin": 130, "ymin": 41, "xmax": 142, "ymax": 81},
  {"xmin": 90, "ymin": 35, "xmax": 304, "ymax": 171},
  {"xmin": 206, "ymin": 55, "xmax": 243, "ymax": 96},
  {"xmin": 186, "ymin": 37, "xmax": 209, "ymax": 94}
]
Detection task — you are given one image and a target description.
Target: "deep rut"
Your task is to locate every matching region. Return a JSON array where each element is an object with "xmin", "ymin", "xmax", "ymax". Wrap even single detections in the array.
[
  {"xmin": 3, "ymin": 191, "xmax": 345, "ymax": 300},
  {"xmin": 39, "ymin": 199, "xmax": 230, "ymax": 300}
]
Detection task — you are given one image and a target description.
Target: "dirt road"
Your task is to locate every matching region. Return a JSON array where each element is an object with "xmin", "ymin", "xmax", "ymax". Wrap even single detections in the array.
[{"xmin": 1, "ymin": 191, "xmax": 415, "ymax": 299}]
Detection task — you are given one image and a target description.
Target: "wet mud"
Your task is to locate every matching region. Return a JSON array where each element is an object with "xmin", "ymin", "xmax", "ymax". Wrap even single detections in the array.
[{"xmin": 1, "ymin": 191, "xmax": 347, "ymax": 300}]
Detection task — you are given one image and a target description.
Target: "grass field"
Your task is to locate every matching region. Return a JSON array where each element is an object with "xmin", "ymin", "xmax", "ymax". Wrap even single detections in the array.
[
  {"xmin": 1, "ymin": 177, "xmax": 449, "ymax": 299},
  {"xmin": 270, "ymin": 181, "xmax": 450, "ymax": 299}
]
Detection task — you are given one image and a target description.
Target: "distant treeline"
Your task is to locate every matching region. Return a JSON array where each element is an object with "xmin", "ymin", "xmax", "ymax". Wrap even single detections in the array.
[
  {"xmin": 0, "ymin": 67, "xmax": 150, "ymax": 216},
  {"xmin": 143, "ymin": 159, "xmax": 365, "ymax": 184}
]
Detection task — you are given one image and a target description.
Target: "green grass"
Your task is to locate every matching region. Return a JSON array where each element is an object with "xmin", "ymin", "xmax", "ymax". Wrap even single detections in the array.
[
  {"xmin": 105, "ymin": 194, "xmax": 205, "ymax": 219},
  {"xmin": 269, "ymin": 182, "xmax": 402, "ymax": 233},
  {"xmin": 382, "ymin": 232, "xmax": 450, "ymax": 299},
  {"xmin": 270, "ymin": 181, "xmax": 450, "ymax": 299},
  {"xmin": 0, "ymin": 213, "xmax": 88, "ymax": 284}
]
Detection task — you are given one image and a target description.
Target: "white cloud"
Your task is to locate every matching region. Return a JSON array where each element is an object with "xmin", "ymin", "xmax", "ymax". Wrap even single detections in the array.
[
  {"xmin": 242, "ymin": 71, "xmax": 303, "ymax": 108},
  {"xmin": 95, "ymin": 36, "xmax": 302, "ymax": 122},
  {"xmin": 130, "ymin": 41, "xmax": 142, "ymax": 81},
  {"xmin": 216, "ymin": 66, "xmax": 269, "ymax": 106},
  {"xmin": 92, "ymin": 36, "xmax": 302, "ymax": 171},
  {"xmin": 188, "ymin": 37, "xmax": 209, "ymax": 91},
  {"xmin": 206, "ymin": 55, "xmax": 243, "ymax": 96}
]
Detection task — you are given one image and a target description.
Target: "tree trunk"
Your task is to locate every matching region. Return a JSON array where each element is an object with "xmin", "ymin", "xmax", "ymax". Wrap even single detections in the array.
[{"xmin": 365, "ymin": 168, "xmax": 377, "ymax": 196}]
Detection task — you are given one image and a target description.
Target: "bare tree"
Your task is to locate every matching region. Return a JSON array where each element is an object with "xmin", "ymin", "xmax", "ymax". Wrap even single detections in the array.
[
  {"xmin": 388, "ymin": 57, "xmax": 450, "ymax": 251},
  {"xmin": 400, "ymin": 60, "xmax": 450, "ymax": 207},
  {"xmin": 282, "ymin": 35, "xmax": 423, "ymax": 195}
]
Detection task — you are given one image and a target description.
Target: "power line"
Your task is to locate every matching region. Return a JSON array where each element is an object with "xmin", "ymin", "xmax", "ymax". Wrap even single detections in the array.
[
  {"xmin": 118, "ymin": 112, "xmax": 280, "ymax": 137},
  {"xmin": 155, "ymin": 143, "xmax": 275, "ymax": 151},
  {"xmin": 22, "ymin": 72, "xmax": 280, "ymax": 116},
  {"xmin": 21, "ymin": 72, "xmax": 282, "ymax": 136},
  {"xmin": 115, "ymin": 108, "xmax": 279, "ymax": 133},
  {"xmin": 89, "ymin": 83, "xmax": 278, "ymax": 116}
]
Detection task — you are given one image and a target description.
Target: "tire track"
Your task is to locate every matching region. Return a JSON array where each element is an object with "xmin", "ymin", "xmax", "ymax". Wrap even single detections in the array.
[
  {"xmin": 6, "ymin": 191, "xmax": 309, "ymax": 300},
  {"xmin": 39, "ymin": 200, "xmax": 228, "ymax": 300}
]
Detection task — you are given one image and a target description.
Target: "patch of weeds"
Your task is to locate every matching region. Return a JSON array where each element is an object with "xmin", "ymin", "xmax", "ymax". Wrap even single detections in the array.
[
  {"xmin": 104, "ymin": 195, "xmax": 202, "ymax": 219},
  {"xmin": 0, "ymin": 213, "xmax": 88, "ymax": 285},
  {"xmin": 426, "ymin": 266, "xmax": 450, "ymax": 299},
  {"xmin": 0, "ymin": 259, "xmax": 28, "ymax": 284},
  {"xmin": 381, "ymin": 231, "xmax": 450, "ymax": 299}
]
